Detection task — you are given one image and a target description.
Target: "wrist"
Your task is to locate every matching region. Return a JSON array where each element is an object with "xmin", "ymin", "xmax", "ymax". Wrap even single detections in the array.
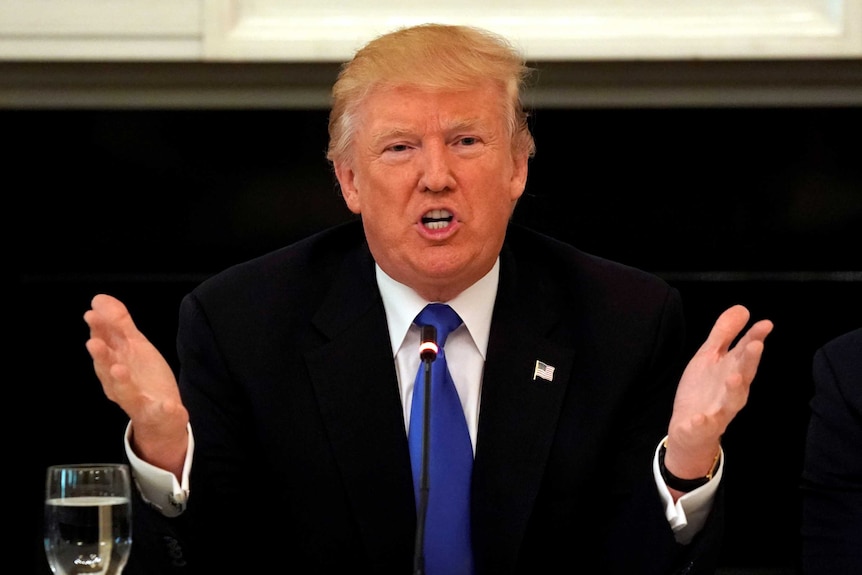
[
  {"xmin": 659, "ymin": 438, "xmax": 721, "ymax": 492},
  {"xmin": 130, "ymin": 424, "xmax": 189, "ymax": 474}
]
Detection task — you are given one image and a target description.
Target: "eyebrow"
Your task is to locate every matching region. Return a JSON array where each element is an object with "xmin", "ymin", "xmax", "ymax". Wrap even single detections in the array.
[
  {"xmin": 371, "ymin": 118, "xmax": 488, "ymax": 145},
  {"xmin": 371, "ymin": 128, "xmax": 414, "ymax": 143}
]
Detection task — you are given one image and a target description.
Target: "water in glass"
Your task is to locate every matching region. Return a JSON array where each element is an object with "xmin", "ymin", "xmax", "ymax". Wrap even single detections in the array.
[{"xmin": 44, "ymin": 464, "xmax": 132, "ymax": 575}]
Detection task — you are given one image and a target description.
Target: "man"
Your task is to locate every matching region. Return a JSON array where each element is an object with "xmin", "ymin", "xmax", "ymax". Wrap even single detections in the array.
[
  {"xmin": 84, "ymin": 23, "xmax": 773, "ymax": 574},
  {"xmin": 801, "ymin": 327, "xmax": 862, "ymax": 574}
]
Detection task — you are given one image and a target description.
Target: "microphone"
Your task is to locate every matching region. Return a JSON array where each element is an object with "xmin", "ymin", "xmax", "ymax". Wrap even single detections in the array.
[
  {"xmin": 413, "ymin": 325, "xmax": 437, "ymax": 575},
  {"xmin": 419, "ymin": 325, "xmax": 439, "ymax": 362}
]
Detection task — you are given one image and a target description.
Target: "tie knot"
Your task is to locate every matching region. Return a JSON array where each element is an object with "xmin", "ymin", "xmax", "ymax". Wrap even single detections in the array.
[{"xmin": 416, "ymin": 303, "xmax": 463, "ymax": 346}]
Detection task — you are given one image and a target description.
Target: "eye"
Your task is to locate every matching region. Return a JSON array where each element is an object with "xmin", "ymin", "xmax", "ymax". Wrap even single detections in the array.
[
  {"xmin": 458, "ymin": 136, "xmax": 479, "ymax": 146},
  {"xmin": 385, "ymin": 143, "xmax": 411, "ymax": 153}
]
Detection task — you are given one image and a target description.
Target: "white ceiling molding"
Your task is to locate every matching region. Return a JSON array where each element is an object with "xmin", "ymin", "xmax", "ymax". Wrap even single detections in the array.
[
  {"xmin": 0, "ymin": 0, "xmax": 202, "ymax": 60},
  {"xmin": 203, "ymin": 0, "xmax": 862, "ymax": 61},
  {"xmin": 1, "ymin": 0, "xmax": 860, "ymax": 61}
]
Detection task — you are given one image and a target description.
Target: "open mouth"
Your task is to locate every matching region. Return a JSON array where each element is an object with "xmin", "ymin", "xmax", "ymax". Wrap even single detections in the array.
[{"xmin": 421, "ymin": 209, "xmax": 454, "ymax": 230}]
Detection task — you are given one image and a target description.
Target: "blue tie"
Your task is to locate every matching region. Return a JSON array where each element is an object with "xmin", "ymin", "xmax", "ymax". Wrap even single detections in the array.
[{"xmin": 408, "ymin": 303, "xmax": 474, "ymax": 575}]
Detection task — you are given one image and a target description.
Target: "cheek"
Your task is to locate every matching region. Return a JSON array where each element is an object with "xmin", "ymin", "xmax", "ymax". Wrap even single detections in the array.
[
  {"xmin": 345, "ymin": 168, "xmax": 401, "ymax": 216},
  {"xmin": 474, "ymin": 168, "xmax": 520, "ymax": 211},
  {"xmin": 365, "ymin": 171, "xmax": 415, "ymax": 210}
]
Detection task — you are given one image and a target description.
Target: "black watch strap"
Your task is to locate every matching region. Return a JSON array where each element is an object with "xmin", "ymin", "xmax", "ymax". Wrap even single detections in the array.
[{"xmin": 659, "ymin": 440, "xmax": 721, "ymax": 492}]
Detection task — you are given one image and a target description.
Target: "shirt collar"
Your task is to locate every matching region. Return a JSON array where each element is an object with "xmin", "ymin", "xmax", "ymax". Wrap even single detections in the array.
[{"xmin": 376, "ymin": 259, "xmax": 500, "ymax": 360}]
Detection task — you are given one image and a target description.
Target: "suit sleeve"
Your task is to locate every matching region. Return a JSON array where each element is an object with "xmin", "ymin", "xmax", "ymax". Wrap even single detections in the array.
[{"xmin": 601, "ymin": 288, "xmax": 725, "ymax": 575}]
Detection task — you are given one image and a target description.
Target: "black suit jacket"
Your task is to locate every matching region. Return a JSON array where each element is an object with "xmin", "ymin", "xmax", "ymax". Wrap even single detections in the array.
[
  {"xmin": 126, "ymin": 220, "xmax": 723, "ymax": 575},
  {"xmin": 801, "ymin": 327, "xmax": 862, "ymax": 574}
]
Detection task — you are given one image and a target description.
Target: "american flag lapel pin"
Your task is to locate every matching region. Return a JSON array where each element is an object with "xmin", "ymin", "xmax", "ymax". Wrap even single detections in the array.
[{"xmin": 533, "ymin": 360, "xmax": 555, "ymax": 382}]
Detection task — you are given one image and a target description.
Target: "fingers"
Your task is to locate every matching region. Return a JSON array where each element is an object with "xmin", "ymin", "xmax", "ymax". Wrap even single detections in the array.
[
  {"xmin": 737, "ymin": 327, "xmax": 770, "ymax": 383},
  {"xmin": 700, "ymin": 304, "xmax": 751, "ymax": 354},
  {"xmin": 84, "ymin": 294, "xmax": 139, "ymax": 396},
  {"xmin": 701, "ymin": 305, "xmax": 774, "ymax": 356},
  {"xmin": 84, "ymin": 337, "xmax": 112, "ymax": 377},
  {"xmin": 84, "ymin": 335, "xmax": 108, "ymax": 363},
  {"xmin": 713, "ymin": 312, "xmax": 772, "ymax": 415},
  {"xmin": 743, "ymin": 318, "xmax": 775, "ymax": 346},
  {"xmin": 85, "ymin": 294, "xmax": 139, "ymax": 341}
]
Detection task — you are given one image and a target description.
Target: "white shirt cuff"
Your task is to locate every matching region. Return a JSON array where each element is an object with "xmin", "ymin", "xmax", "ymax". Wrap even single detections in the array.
[{"xmin": 124, "ymin": 421, "xmax": 194, "ymax": 518}]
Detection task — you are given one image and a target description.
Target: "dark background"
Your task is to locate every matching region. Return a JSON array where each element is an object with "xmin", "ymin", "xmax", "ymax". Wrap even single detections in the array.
[{"xmin": 15, "ymin": 106, "xmax": 861, "ymax": 574}]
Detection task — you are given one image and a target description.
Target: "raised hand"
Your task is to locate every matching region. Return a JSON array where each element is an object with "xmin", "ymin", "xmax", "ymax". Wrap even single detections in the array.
[
  {"xmin": 664, "ymin": 304, "xmax": 774, "ymax": 489},
  {"xmin": 84, "ymin": 294, "xmax": 189, "ymax": 477}
]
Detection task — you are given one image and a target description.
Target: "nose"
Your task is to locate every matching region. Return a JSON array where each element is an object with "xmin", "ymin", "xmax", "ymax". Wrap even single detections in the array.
[{"xmin": 418, "ymin": 143, "xmax": 456, "ymax": 193}]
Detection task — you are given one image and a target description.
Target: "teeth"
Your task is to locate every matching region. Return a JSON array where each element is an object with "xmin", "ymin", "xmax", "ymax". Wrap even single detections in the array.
[{"xmin": 421, "ymin": 209, "xmax": 453, "ymax": 230}]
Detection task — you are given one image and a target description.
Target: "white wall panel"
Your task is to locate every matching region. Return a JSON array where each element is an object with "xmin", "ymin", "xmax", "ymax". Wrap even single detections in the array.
[
  {"xmin": 0, "ymin": 0, "xmax": 202, "ymax": 60},
  {"xmin": 203, "ymin": 0, "xmax": 862, "ymax": 61},
  {"xmin": 2, "ymin": 0, "xmax": 860, "ymax": 61}
]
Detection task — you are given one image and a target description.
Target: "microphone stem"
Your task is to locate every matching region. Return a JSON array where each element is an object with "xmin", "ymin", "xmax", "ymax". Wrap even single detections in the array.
[{"xmin": 413, "ymin": 358, "xmax": 433, "ymax": 575}]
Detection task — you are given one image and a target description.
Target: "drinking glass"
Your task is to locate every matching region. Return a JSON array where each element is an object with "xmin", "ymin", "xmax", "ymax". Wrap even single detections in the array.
[{"xmin": 44, "ymin": 464, "xmax": 132, "ymax": 575}]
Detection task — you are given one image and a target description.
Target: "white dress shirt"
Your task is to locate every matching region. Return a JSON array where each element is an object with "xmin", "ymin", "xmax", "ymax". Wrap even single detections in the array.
[{"xmin": 128, "ymin": 257, "xmax": 721, "ymax": 544}]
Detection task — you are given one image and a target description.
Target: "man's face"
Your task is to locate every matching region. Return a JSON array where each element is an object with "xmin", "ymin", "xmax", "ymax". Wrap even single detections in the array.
[{"xmin": 334, "ymin": 83, "xmax": 529, "ymax": 301}]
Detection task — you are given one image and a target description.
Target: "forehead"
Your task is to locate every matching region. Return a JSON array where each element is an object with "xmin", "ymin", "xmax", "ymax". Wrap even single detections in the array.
[{"xmin": 357, "ymin": 83, "xmax": 507, "ymax": 134}]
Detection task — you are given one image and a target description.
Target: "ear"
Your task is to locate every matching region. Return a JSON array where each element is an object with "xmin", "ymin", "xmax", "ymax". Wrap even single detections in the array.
[
  {"xmin": 334, "ymin": 161, "xmax": 362, "ymax": 214},
  {"xmin": 509, "ymin": 151, "xmax": 529, "ymax": 202}
]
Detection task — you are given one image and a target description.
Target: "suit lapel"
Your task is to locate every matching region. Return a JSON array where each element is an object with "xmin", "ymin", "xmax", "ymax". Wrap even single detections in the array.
[
  {"xmin": 472, "ymin": 239, "xmax": 576, "ymax": 568},
  {"xmin": 303, "ymin": 244, "xmax": 416, "ymax": 564}
]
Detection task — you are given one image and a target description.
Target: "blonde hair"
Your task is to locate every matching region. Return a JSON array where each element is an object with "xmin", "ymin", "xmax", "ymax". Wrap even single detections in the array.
[{"xmin": 326, "ymin": 23, "xmax": 536, "ymax": 165}]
